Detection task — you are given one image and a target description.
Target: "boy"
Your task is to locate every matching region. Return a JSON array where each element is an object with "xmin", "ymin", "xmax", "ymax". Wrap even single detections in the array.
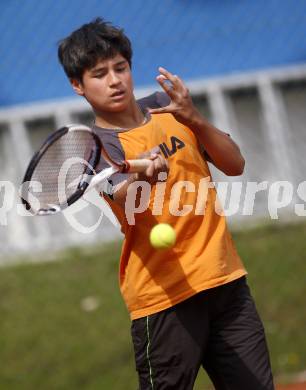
[{"xmin": 58, "ymin": 18, "xmax": 274, "ymax": 389}]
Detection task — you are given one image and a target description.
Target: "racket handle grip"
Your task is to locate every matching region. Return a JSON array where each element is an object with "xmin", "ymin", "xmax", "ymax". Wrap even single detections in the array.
[{"xmin": 124, "ymin": 159, "xmax": 152, "ymax": 173}]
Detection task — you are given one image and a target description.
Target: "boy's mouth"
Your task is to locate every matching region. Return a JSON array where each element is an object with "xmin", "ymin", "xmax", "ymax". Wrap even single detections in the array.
[{"xmin": 110, "ymin": 90, "xmax": 125, "ymax": 99}]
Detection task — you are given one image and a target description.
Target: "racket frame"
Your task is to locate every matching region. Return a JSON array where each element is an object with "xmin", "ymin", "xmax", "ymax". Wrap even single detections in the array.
[
  {"xmin": 21, "ymin": 124, "xmax": 153, "ymax": 216},
  {"xmin": 21, "ymin": 125, "xmax": 101, "ymax": 215}
]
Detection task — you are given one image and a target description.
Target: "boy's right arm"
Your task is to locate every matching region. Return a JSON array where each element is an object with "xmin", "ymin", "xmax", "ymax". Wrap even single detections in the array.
[{"xmin": 110, "ymin": 150, "xmax": 169, "ymax": 209}]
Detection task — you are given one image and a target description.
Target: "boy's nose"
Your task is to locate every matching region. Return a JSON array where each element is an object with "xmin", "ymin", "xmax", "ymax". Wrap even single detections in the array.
[{"xmin": 108, "ymin": 71, "xmax": 120, "ymax": 86}]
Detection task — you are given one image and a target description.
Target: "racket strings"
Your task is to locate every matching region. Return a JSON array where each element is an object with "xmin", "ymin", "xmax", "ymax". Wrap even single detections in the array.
[{"xmin": 29, "ymin": 131, "xmax": 98, "ymax": 210}]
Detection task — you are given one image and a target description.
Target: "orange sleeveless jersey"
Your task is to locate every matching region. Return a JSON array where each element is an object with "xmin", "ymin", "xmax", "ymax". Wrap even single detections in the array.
[{"xmin": 95, "ymin": 94, "xmax": 247, "ymax": 320}]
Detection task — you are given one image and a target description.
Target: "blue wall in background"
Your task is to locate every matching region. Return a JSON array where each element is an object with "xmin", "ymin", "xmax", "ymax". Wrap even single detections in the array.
[{"xmin": 1, "ymin": 0, "xmax": 306, "ymax": 107}]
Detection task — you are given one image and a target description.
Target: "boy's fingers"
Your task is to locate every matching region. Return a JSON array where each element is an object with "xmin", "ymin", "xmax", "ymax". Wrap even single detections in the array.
[
  {"xmin": 158, "ymin": 68, "xmax": 187, "ymax": 95},
  {"xmin": 158, "ymin": 67, "xmax": 180, "ymax": 86},
  {"xmin": 138, "ymin": 146, "xmax": 161, "ymax": 160},
  {"xmin": 145, "ymin": 160, "xmax": 155, "ymax": 177},
  {"xmin": 174, "ymin": 75, "xmax": 187, "ymax": 90},
  {"xmin": 137, "ymin": 149, "xmax": 168, "ymax": 183},
  {"xmin": 148, "ymin": 106, "xmax": 170, "ymax": 115},
  {"xmin": 156, "ymin": 75, "xmax": 176, "ymax": 98},
  {"xmin": 155, "ymin": 155, "xmax": 169, "ymax": 172},
  {"xmin": 137, "ymin": 151, "xmax": 151, "ymax": 159},
  {"xmin": 149, "ymin": 146, "xmax": 161, "ymax": 159},
  {"xmin": 153, "ymin": 155, "xmax": 163, "ymax": 169}
]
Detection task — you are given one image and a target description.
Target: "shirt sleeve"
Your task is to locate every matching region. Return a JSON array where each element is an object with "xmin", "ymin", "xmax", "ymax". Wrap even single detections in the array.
[{"xmin": 138, "ymin": 91, "xmax": 170, "ymax": 111}]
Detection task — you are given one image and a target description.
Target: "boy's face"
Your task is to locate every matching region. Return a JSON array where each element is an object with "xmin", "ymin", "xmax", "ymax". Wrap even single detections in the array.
[{"xmin": 71, "ymin": 53, "xmax": 134, "ymax": 113}]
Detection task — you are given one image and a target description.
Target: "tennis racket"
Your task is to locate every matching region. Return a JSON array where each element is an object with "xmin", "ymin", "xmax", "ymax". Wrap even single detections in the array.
[{"xmin": 21, "ymin": 124, "xmax": 151, "ymax": 216}]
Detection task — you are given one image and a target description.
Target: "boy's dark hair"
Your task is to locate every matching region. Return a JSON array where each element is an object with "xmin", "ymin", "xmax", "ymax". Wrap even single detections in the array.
[{"xmin": 58, "ymin": 17, "xmax": 132, "ymax": 81}]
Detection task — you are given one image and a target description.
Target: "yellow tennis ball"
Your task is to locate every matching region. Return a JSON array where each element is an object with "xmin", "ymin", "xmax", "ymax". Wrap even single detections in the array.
[{"xmin": 150, "ymin": 223, "xmax": 176, "ymax": 250}]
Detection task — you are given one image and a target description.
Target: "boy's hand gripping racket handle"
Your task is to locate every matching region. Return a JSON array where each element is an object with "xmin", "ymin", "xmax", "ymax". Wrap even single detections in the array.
[
  {"xmin": 87, "ymin": 158, "xmax": 152, "ymax": 191},
  {"xmin": 123, "ymin": 158, "xmax": 152, "ymax": 173}
]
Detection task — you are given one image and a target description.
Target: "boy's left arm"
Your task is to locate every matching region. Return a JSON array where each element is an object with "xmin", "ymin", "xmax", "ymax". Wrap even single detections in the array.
[{"xmin": 148, "ymin": 67, "xmax": 245, "ymax": 176}]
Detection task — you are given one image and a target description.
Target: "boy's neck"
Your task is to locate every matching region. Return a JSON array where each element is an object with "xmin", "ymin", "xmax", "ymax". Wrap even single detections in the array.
[{"xmin": 94, "ymin": 98, "xmax": 145, "ymax": 130}]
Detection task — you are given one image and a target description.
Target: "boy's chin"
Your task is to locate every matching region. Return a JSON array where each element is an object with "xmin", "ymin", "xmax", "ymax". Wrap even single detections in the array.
[{"xmin": 103, "ymin": 102, "xmax": 129, "ymax": 113}]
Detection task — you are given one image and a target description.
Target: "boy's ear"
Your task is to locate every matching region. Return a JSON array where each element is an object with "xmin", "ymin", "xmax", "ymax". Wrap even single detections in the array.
[{"xmin": 70, "ymin": 79, "xmax": 84, "ymax": 96}]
